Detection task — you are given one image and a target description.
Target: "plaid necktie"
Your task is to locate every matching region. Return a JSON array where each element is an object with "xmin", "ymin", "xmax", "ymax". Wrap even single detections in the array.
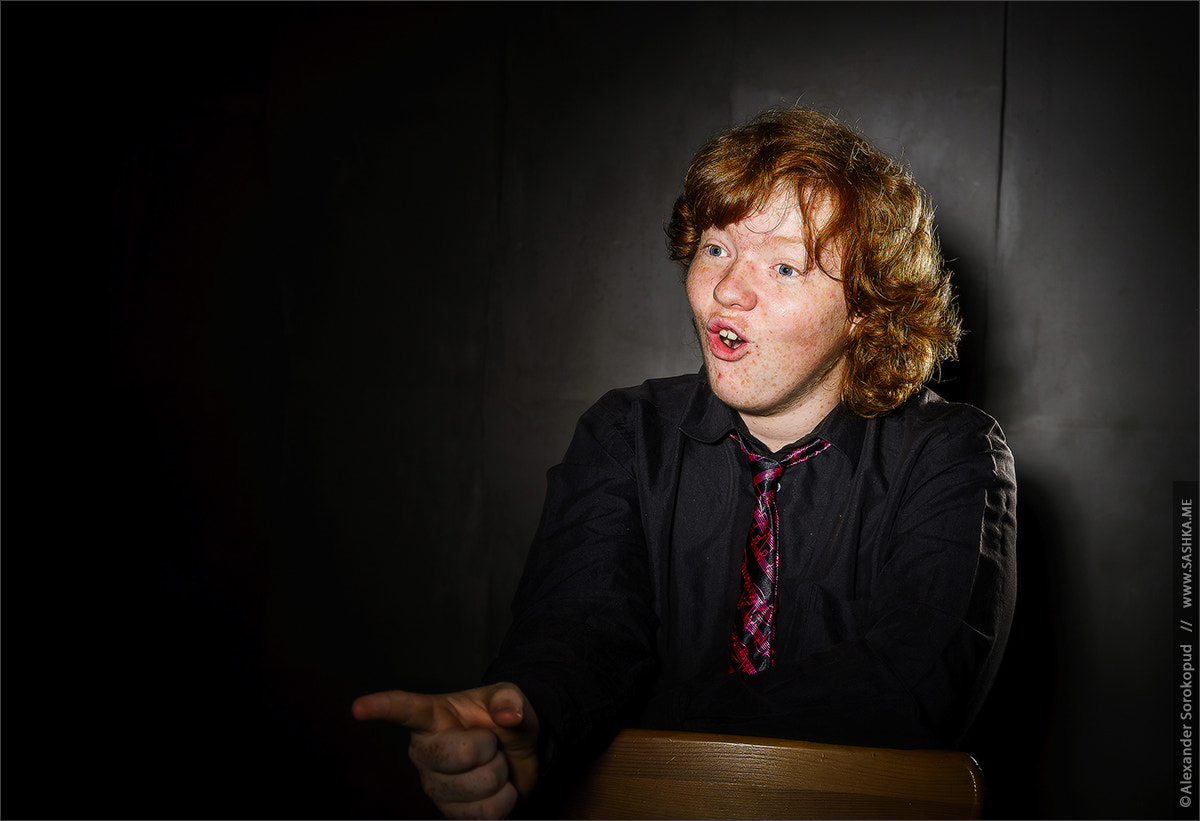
[{"xmin": 729, "ymin": 432, "xmax": 831, "ymax": 674}]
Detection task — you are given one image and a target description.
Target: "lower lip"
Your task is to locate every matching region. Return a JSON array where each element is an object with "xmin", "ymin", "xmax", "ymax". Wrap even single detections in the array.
[{"xmin": 707, "ymin": 329, "xmax": 751, "ymax": 362}]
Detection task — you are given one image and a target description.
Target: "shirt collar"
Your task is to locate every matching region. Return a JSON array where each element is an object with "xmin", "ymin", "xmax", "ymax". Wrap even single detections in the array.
[
  {"xmin": 679, "ymin": 367, "xmax": 867, "ymax": 469},
  {"xmin": 808, "ymin": 400, "xmax": 866, "ymax": 469}
]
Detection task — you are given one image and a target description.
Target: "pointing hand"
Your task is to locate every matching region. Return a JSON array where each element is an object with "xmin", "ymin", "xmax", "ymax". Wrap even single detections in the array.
[{"xmin": 353, "ymin": 683, "xmax": 539, "ymax": 819}]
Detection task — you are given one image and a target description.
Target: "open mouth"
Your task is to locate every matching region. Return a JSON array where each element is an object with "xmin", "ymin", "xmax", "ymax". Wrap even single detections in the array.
[
  {"xmin": 717, "ymin": 328, "xmax": 744, "ymax": 349},
  {"xmin": 705, "ymin": 319, "xmax": 751, "ymax": 361}
]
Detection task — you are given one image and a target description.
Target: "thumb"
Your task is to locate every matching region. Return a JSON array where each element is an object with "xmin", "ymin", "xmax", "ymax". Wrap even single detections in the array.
[
  {"xmin": 484, "ymin": 682, "xmax": 540, "ymax": 798},
  {"xmin": 487, "ymin": 682, "xmax": 530, "ymax": 729}
]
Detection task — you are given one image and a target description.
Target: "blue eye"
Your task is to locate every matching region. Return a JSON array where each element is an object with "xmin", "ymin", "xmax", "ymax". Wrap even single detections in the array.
[
  {"xmin": 704, "ymin": 244, "xmax": 725, "ymax": 257},
  {"xmin": 777, "ymin": 263, "xmax": 798, "ymax": 277}
]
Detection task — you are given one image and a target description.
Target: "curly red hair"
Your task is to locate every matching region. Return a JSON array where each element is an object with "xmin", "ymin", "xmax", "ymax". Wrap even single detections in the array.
[{"xmin": 667, "ymin": 108, "xmax": 961, "ymax": 417}]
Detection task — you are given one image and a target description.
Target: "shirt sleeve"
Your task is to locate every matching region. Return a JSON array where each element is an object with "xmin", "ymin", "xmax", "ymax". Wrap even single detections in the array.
[
  {"xmin": 656, "ymin": 407, "xmax": 1018, "ymax": 749},
  {"xmin": 481, "ymin": 391, "xmax": 660, "ymax": 791}
]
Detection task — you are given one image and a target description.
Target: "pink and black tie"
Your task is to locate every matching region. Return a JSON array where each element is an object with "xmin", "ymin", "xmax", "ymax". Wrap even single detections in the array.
[{"xmin": 729, "ymin": 432, "xmax": 831, "ymax": 674}]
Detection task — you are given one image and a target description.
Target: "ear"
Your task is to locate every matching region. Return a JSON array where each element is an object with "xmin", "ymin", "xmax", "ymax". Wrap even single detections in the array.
[
  {"xmin": 843, "ymin": 290, "xmax": 863, "ymax": 329},
  {"xmin": 844, "ymin": 307, "xmax": 864, "ymax": 342}
]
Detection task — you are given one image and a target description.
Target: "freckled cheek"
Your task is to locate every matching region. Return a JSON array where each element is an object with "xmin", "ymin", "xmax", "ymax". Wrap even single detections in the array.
[
  {"xmin": 684, "ymin": 268, "xmax": 709, "ymax": 312},
  {"xmin": 808, "ymin": 293, "xmax": 852, "ymax": 333}
]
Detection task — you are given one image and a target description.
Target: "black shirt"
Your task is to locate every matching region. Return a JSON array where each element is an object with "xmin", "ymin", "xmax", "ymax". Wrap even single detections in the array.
[{"xmin": 484, "ymin": 370, "xmax": 1016, "ymax": 778}]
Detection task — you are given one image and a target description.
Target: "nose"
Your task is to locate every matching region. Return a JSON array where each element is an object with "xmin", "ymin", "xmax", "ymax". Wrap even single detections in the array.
[{"xmin": 712, "ymin": 260, "xmax": 757, "ymax": 311}]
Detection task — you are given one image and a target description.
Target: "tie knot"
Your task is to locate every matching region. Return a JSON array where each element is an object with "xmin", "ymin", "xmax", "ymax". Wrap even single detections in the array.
[
  {"xmin": 730, "ymin": 432, "xmax": 831, "ymax": 497},
  {"xmin": 753, "ymin": 461, "xmax": 784, "ymax": 494}
]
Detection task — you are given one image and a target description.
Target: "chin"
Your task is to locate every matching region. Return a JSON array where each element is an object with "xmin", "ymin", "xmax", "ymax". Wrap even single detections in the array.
[{"xmin": 704, "ymin": 370, "xmax": 761, "ymax": 414}]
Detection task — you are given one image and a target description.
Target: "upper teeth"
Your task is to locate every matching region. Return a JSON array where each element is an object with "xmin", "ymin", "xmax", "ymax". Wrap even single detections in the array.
[{"xmin": 718, "ymin": 329, "xmax": 742, "ymax": 345}]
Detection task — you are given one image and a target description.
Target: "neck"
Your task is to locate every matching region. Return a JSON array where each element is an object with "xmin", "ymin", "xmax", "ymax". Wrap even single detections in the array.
[{"xmin": 739, "ymin": 392, "xmax": 840, "ymax": 453}]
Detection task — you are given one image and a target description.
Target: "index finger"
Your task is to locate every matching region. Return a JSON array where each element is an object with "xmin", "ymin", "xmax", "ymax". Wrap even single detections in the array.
[{"xmin": 351, "ymin": 690, "xmax": 438, "ymax": 730}]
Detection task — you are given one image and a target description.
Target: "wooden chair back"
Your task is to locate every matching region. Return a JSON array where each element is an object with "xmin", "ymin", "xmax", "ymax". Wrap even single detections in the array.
[{"xmin": 562, "ymin": 728, "xmax": 984, "ymax": 820}]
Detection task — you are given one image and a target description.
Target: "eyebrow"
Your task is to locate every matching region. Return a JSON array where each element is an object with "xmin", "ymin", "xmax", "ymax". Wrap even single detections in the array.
[
  {"xmin": 706, "ymin": 226, "xmax": 807, "ymax": 243},
  {"xmin": 705, "ymin": 226, "xmax": 813, "ymax": 252},
  {"xmin": 770, "ymin": 234, "xmax": 808, "ymax": 247}
]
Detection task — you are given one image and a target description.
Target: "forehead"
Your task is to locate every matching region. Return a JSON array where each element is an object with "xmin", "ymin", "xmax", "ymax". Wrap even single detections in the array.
[{"xmin": 708, "ymin": 187, "xmax": 835, "ymax": 245}]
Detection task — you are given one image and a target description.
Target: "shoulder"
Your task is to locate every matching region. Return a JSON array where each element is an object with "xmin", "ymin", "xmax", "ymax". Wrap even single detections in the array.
[
  {"xmin": 586, "ymin": 372, "xmax": 705, "ymax": 427},
  {"xmin": 875, "ymin": 388, "xmax": 1015, "ymax": 483},
  {"xmin": 568, "ymin": 372, "xmax": 705, "ymax": 463},
  {"xmin": 887, "ymin": 388, "xmax": 1009, "ymax": 444}
]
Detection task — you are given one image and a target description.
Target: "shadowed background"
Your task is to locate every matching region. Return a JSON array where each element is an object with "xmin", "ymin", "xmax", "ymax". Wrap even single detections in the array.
[{"xmin": 4, "ymin": 2, "xmax": 1196, "ymax": 818}]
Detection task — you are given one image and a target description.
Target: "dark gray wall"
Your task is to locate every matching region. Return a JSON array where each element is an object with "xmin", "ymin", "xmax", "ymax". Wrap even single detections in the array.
[{"xmin": 6, "ymin": 2, "xmax": 1196, "ymax": 819}]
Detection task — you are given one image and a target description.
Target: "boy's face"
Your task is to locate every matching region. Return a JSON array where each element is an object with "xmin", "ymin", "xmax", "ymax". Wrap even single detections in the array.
[{"xmin": 686, "ymin": 187, "xmax": 854, "ymax": 430}]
